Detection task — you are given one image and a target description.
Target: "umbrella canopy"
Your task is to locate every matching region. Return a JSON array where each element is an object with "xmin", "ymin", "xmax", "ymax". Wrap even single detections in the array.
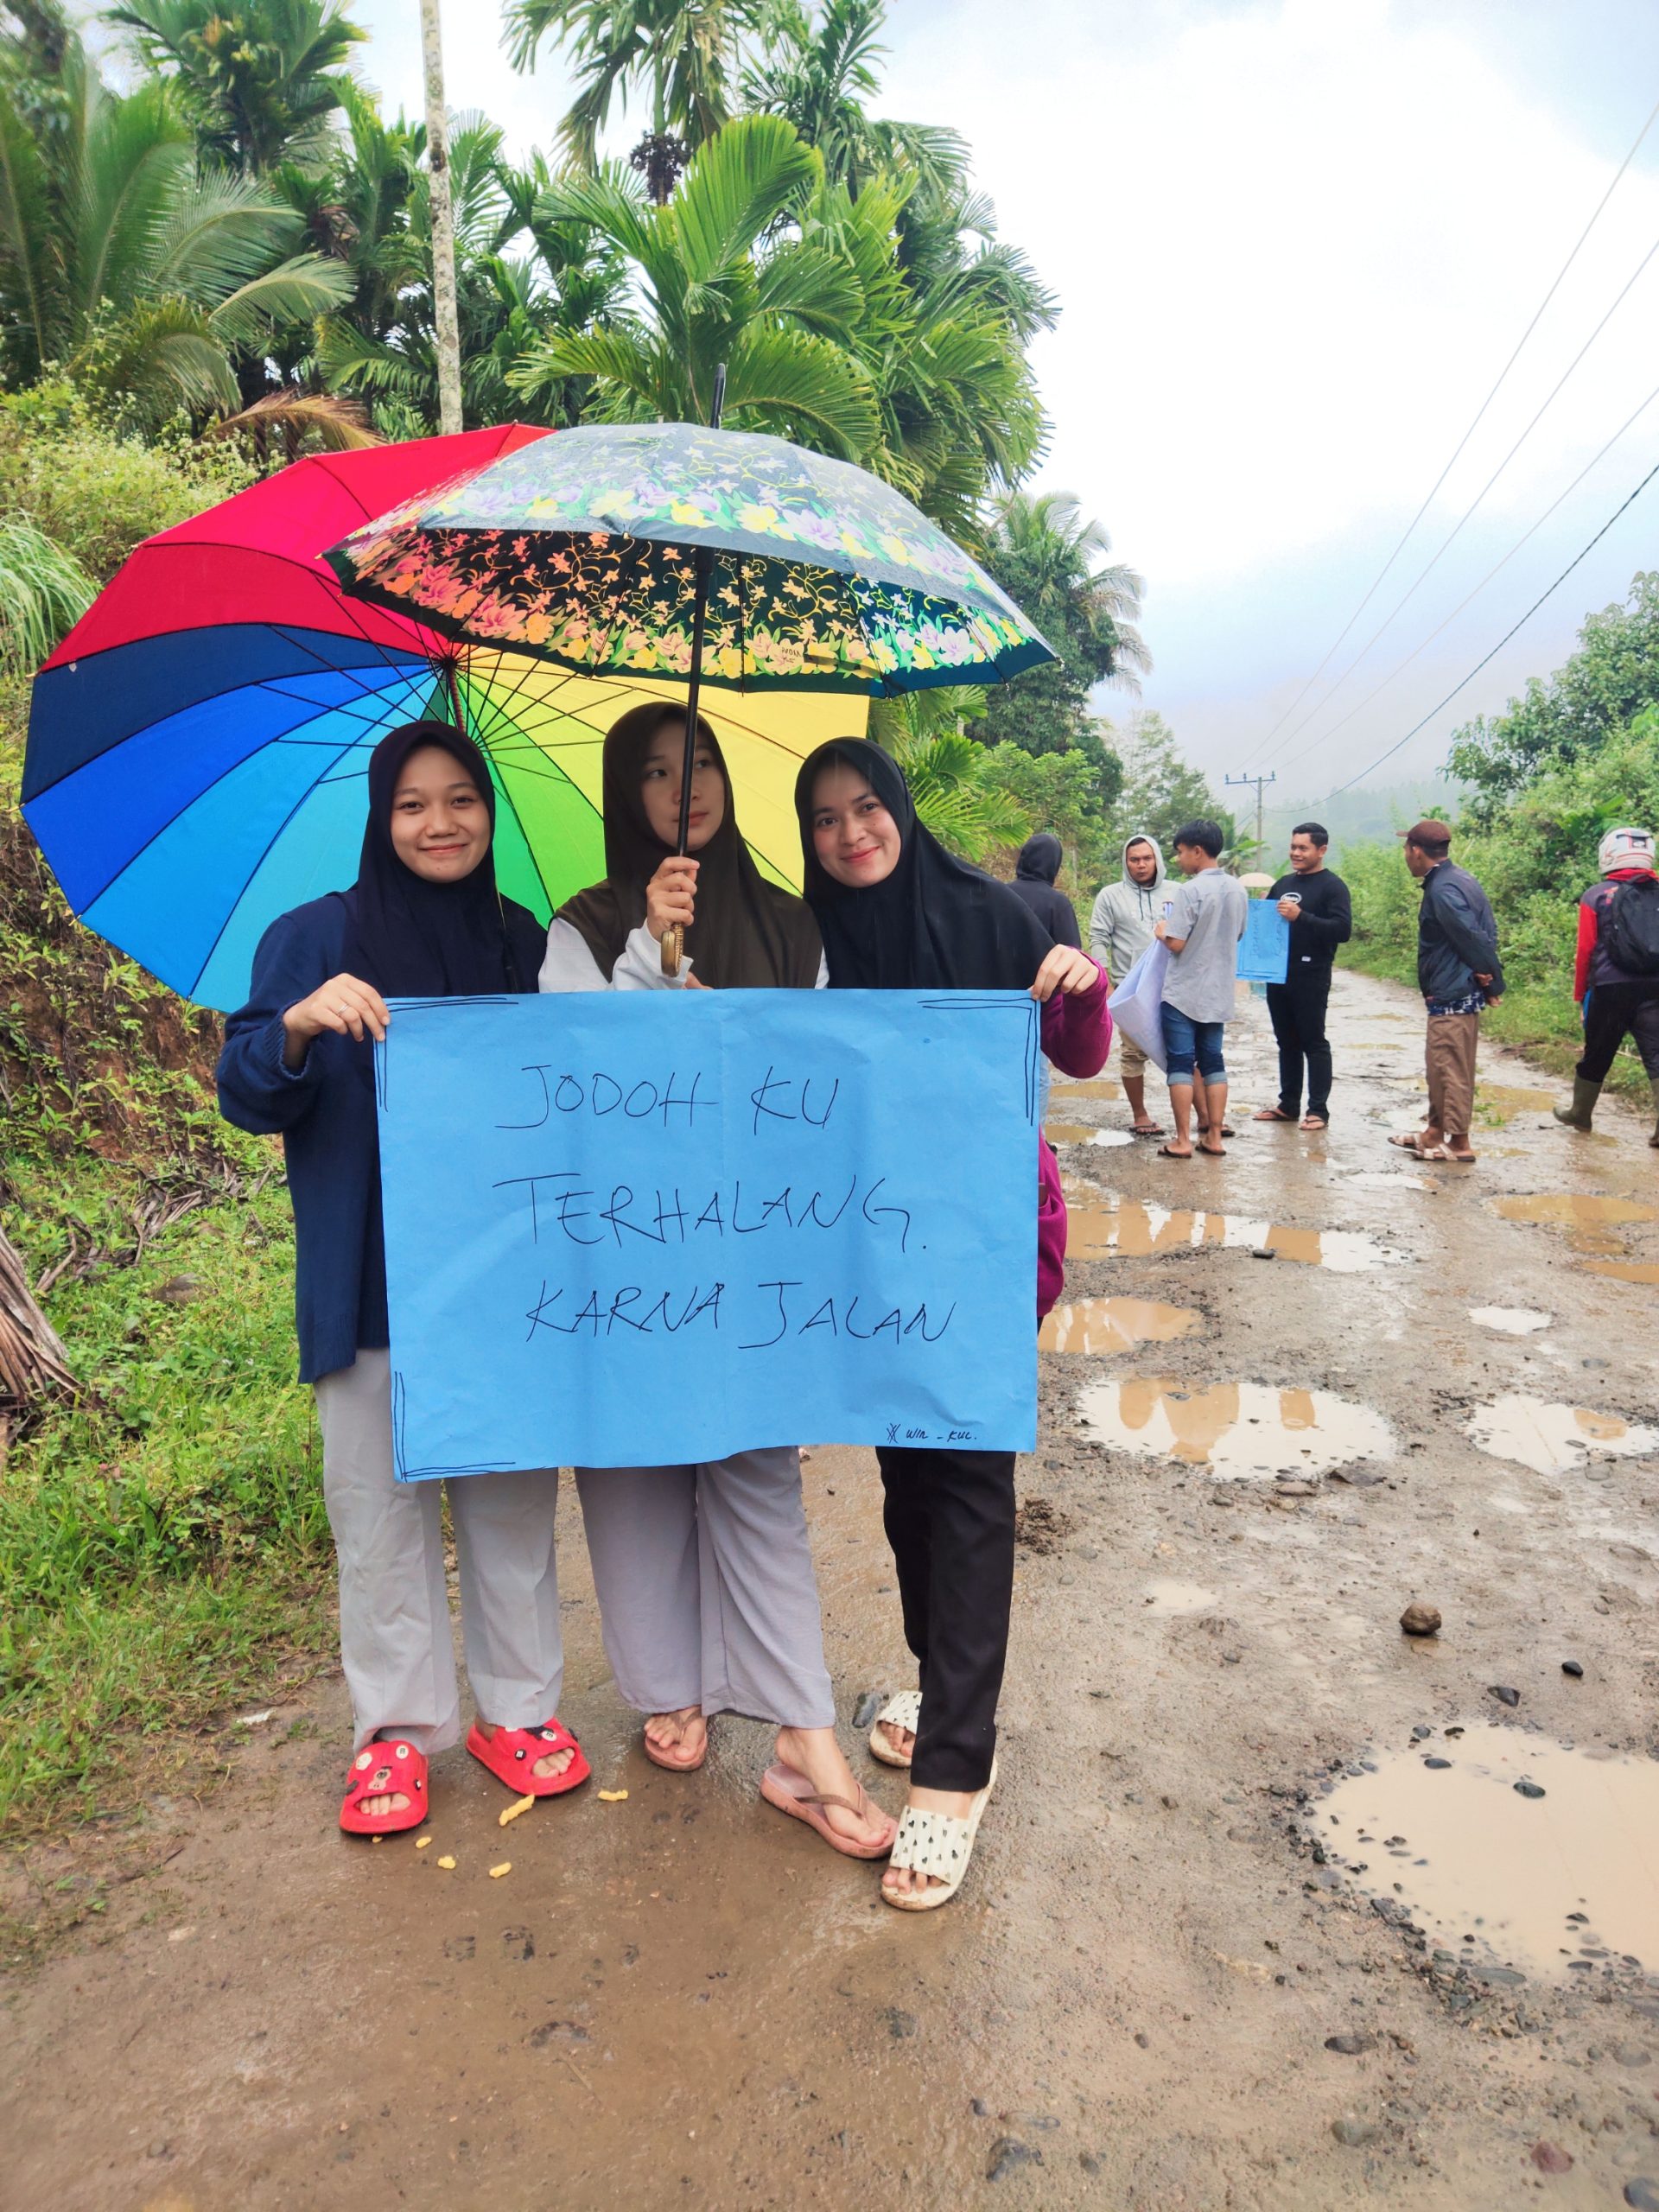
[
  {"xmin": 23, "ymin": 427, "xmax": 861, "ymax": 1011},
  {"xmin": 325, "ymin": 421, "xmax": 1054, "ymax": 695}
]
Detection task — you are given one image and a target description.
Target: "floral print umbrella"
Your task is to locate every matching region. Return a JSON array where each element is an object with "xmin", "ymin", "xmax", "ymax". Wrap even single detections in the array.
[{"xmin": 323, "ymin": 422, "xmax": 1056, "ymax": 696}]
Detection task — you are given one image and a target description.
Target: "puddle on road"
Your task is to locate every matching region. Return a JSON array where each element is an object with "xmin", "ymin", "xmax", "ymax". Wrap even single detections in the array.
[
  {"xmin": 1466, "ymin": 1393, "xmax": 1659, "ymax": 1477},
  {"xmin": 1045, "ymin": 1122, "xmax": 1135, "ymax": 1149},
  {"xmin": 1584, "ymin": 1260, "xmax": 1659, "ymax": 1286},
  {"xmin": 1076, "ymin": 1376, "xmax": 1395, "ymax": 1478},
  {"xmin": 1143, "ymin": 1577, "xmax": 1219, "ymax": 1617},
  {"xmin": 1039, "ymin": 1295, "xmax": 1203, "ymax": 1355},
  {"xmin": 1050, "ymin": 1077, "xmax": 1123, "ymax": 1101},
  {"xmin": 1064, "ymin": 1191, "xmax": 1400, "ymax": 1274},
  {"xmin": 1496, "ymin": 1193, "xmax": 1659, "ymax": 1229},
  {"xmin": 1475, "ymin": 1082, "xmax": 1557, "ymax": 1119},
  {"xmin": 1468, "ymin": 1307, "xmax": 1552, "ymax": 1335},
  {"xmin": 1316, "ymin": 1726, "xmax": 1659, "ymax": 1983}
]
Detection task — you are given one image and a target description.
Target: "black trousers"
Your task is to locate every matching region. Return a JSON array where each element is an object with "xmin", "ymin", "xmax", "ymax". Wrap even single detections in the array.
[
  {"xmin": 1266, "ymin": 966, "xmax": 1334, "ymax": 1118},
  {"xmin": 1579, "ymin": 981, "xmax": 1659, "ymax": 1082},
  {"xmin": 875, "ymin": 1445, "xmax": 1015, "ymax": 1792}
]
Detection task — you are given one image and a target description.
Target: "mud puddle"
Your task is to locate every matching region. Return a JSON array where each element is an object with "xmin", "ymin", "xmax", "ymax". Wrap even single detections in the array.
[
  {"xmin": 1468, "ymin": 1307, "xmax": 1552, "ymax": 1335},
  {"xmin": 1048, "ymin": 1077, "xmax": 1123, "ymax": 1101},
  {"xmin": 1039, "ymin": 1294, "xmax": 1203, "ymax": 1355},
  {"xmin": 1496, "ymin": 1192, "xmax": 1659, "ymax": 1243},
  {"xmin": 1316, "ymin": 1726, "xmax": 1659, "ymax": 1983},
  {"xmin": 1584, "ymin": 1260, "xmax": 1659, "ymax": 1286},
  {"xmin": 1076, "ymin": 1376, "xmax": 1395, "ymax": 1478},
  {"xmin": 1064, "ymin": 1189, "xmax": 1400, "ymax": 1272},
  {"xmin": 1045, "ymin": 1121, "xmax": 1135, "ymax": 1148},
  {"xmin": 1466, "ymin": 1393, "xmax": 1659, "ymax": 1477},
  {"xmin": 1475, "ymin": 1082, "xmax": 1557, "ymax": 1119},
  {"xmin": 1143, "ymin": 1577, "xmax": 1219, "ymax": 1616}
]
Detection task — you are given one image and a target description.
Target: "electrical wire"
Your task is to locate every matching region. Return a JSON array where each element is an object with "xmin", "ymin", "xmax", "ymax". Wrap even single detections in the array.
[
  {"xmin": 1313, "ymin": 454, "xmax": 1659, "ymax": 800},
  {"xmin": 1269, "ymin": 373, "xmax": 1659, "ymax": 777},
  {"xmin": 1254, "ymin": 88, "xmax": 1659, "ymax": 755}
]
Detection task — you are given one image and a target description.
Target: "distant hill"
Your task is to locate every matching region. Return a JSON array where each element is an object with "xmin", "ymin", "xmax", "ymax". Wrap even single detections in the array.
[{"xmin": 1258, "ymin": 779, "xmax": 1466, "ymax": 865}]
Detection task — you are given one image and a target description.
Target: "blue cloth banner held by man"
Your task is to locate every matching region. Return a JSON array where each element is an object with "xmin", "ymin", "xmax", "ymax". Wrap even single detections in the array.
[{"xmin": 375, "ymin": 988, "xmax": 1040, "ymax": 1477}]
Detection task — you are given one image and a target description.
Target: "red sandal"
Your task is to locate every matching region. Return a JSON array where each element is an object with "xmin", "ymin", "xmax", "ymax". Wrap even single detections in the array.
[
  {"xmin": 466, "ymin": 1717, "xmax": 590, "ymax": 1798},
  {"xmin": 340, "ymin": 1738, "xmax": 428, "ymax": 1835}
]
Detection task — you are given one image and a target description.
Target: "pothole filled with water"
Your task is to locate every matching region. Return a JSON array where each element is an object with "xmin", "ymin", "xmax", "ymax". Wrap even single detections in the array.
[
  {"xmin": 1496, "ymin": 1192, "xmax": 1659, "ymax": 1236},
  {"xmin": 1314, "ymin": 1726, "xmax": 1659, "ymax": 1983},
  {"xmin": 1048, "ymin": 1077, "xmax": 1124, "ymax": 1101},
  {"xmin": 1468, "ymin": 1307, "xmax": 1552, "ymax": 1335},
  {"xmin": 1039, "ymin": 1296, "xmax": 1203, "ymax": 1355},
  {"xmin": 1466, "ymin": 1393, "xmax": 1659, "ymax": 1477},
  {"xmin": 1475, "ymin": 1082, "xmax": 1558, "ymax": 1119},
  {"xmin": 1063, "ymin": 1190, "xmax": 1401, "ymax": 1273},
  {"xmin": 1584, "ymin": 1260, "xmax": 1659, "ymax": 1287},
  {"xmin": 1076, "ymin": 1376, "xmax": 1395, "ymax": 1478},
  {"xmin": 1045, "ymin": 1122, "xmax": 1135, "ymax": 1149}
]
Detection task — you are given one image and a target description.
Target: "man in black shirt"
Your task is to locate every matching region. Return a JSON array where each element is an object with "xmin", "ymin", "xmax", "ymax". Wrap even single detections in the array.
[{"xmin": 1253, "ymin": 821, "xmax": 1352, "ymax": 1129}]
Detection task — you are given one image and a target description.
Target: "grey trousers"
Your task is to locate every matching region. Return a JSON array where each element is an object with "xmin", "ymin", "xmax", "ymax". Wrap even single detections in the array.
[
  {"xmin": 314, "ymin": 1349, "xmax": 563, "ymax": 1754},
  {"xmin": 575, "ymin": 1448, "xmax": 836, "ymax": 1729}
]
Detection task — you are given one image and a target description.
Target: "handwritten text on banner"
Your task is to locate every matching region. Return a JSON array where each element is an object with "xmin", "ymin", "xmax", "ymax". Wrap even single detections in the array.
[{"xmin": 375, "ymin": 990, "xmax": 1039, "ymax": 1478}]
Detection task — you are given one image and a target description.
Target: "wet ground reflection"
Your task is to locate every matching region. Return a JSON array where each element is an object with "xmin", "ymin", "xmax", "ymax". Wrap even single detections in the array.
[
  {"xmin": 1039, "ymin": 1295, "xmax": 1202, "ymax": 1355},
  {"xmin": 1465, "ymin": 1393, "xmax": 1659, "ymax": 1477},
  {"xmin": 1063, "ymin": 1190, "xmax": 1400, "ymax": 1272},
  {"xmin": 1076, "ymin": 1376, "xmax": 1395, "ymax": 1478}
]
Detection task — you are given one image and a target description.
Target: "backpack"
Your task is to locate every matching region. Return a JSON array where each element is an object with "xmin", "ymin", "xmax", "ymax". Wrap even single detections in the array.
[{"xmin": 1601, "ymin": 875, "xmax": 1659, "ymax": 977}]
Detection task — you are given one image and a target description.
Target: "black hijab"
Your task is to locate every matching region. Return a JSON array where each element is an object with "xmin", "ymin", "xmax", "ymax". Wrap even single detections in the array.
[
  {"xmin": 556, "ymin": 702, "xmax": 822, "ymax": 989},
  {"xmin": 342, "ymin": 719, "xmax": 543, "ymax": 996},
  {"xmin": 794, "ymin": 737, "xmax": 1055, "ymax": 990}
]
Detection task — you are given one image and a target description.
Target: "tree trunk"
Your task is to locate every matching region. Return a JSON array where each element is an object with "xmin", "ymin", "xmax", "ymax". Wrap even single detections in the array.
[
  {"xmin": 0, "ymin": 1224, "xmax": 77, "ymax": 1459},
  {"xmin": 419, "ymin": 0, "xmax": 464, "ymax": 437}
]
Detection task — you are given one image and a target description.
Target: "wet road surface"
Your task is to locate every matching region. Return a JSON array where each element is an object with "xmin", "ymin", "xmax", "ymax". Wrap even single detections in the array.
[{"xmin": 4, "ymin": 969, "xmax": 1659, "ymax": 2209}]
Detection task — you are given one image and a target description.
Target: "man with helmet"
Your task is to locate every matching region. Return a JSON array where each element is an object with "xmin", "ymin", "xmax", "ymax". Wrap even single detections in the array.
[{"xmin": 1555, "ymin": 824, "xmax": 1659, "ymax": 1146}]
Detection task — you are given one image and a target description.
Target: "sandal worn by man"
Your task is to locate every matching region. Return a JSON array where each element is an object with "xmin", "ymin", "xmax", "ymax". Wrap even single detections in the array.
[
  {"xmin": 340, "ymin": 1739, "xmax": 428, "ymax": 1836},
  {"xmin": 1419, "ymin": 1142, "xmax": 1476, "ymax": 1163},
  {"xmin": 868, "ymin": 1690, "xmax": 920, "ymax": 1768},
  {"xmin": 760, "ymin": 1764, "xmax": 897, "ymax": 1859},
  {"xmin": 1253, "ymin": 1105, "xmax": 1296, "ymax": 1122},
  {"xmin": 883, "ymin": 1760, "xmax": 999, "ymax": 1912},
  {"xmin": 466, "ymin": 1717, "xmax": 590, "ymax": 1797}
]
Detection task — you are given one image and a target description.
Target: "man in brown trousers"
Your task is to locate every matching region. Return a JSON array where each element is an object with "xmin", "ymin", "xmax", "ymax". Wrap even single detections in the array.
[{"xmin": 1389, "ymin": 821, "xmax": 1503, "ymax": 1164}]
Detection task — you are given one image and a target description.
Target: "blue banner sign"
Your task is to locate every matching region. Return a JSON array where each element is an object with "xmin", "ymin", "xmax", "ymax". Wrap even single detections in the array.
[{"xmin": 375, "ymin": 990, "xmax": 1039, "ymax": 1478}]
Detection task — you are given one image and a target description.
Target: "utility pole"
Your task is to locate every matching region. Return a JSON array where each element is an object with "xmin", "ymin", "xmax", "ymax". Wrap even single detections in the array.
[
  {"xmin": 420, "ymin": 0, "xmax": 463, "ymax": 436},
  {"xmin": 1225, "ymin": 770, "xmax": 1276, "ymax": 862}
]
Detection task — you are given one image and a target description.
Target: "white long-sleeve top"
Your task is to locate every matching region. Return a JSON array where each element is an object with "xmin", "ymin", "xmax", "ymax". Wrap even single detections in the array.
[{"xmin": 538, "ymin": 917, "xmax": 830, "ymax": 993}]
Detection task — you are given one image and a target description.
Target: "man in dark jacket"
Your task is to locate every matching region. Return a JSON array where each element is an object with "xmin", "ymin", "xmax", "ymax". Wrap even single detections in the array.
[
  {"xmin": 1392, "ymin": 820, "xmax": 1503, "ymax": 1164},
  {"xmin": 1009, "ymin": 833, "xmax": 1081, "ymax": 948},
  {"xmin": 1254, "ymin": 820, "xmax": 1352, "ymax": 1128}
]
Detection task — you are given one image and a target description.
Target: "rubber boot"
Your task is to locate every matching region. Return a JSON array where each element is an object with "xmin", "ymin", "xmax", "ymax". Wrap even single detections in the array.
[
  {"xmin": 1554, "ymin": 1076, "xmax": 1600, "ymax": 1132},
  {"xmin": 1649, "ymin": 1075, "xmax": 1659, "ymax": 1148}
]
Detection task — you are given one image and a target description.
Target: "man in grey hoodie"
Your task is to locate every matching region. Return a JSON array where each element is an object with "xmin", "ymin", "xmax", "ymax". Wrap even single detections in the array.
[{"xmin": 1090, "ymin": 832, "xmax": 1166, "ymax": 1135}]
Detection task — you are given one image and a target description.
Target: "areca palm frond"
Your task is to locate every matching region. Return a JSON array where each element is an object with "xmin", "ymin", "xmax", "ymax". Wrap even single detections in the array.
[
  {"xmin": 744, "ymin": 0, "xmax": 968, "ymax": 200},
  {"xmin": 886, "ymin": 725, "xmax": 1029, "ymax": 861},
  {"xmin": 104, "ymin": 0, "xmax": 366, "ymax": 174},
  {"xmin": 209, "ymin": 385, "xmax": 378, "ymax": 454}
]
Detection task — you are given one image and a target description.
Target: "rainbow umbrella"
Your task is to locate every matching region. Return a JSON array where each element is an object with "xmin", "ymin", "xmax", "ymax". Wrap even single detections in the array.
[{"xmin": 22, "ymin": 425, "xmax": 862, "ymax": 1011}]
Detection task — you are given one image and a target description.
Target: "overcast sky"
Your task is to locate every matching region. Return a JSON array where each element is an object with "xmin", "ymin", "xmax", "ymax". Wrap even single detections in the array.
[{"xmin": 353, "ymin": 0, "xmax": 1659, "ymax": 799}]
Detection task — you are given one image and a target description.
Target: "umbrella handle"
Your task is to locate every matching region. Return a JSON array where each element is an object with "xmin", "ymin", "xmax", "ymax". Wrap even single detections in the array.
[
  {"xmin": 660, "ymin": 922, "xmax": 683, "ymax": 976},
  {"xmin": 664, "ymin": 361, "xmax": 725, "ymax": 982}
]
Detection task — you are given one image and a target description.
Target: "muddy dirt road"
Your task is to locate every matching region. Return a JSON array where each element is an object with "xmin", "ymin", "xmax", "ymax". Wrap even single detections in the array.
[{"xmin": 5, "ymin": 969, "xmax": 1659, "ymax": 2211}]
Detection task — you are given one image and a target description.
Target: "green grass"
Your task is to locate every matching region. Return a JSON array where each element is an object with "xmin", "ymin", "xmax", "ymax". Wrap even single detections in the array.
[{"xmin": 1, "ymin": 1154, "xmax": 334, "ymax": 1838}]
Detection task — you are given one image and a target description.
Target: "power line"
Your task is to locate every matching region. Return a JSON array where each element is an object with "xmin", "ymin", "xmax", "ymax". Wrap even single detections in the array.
[
  {"xmin": 1262, "ymin": 226, "xmax": 1659, "ymax": 767},
  {"xmin": 1270, "ymin": 373, "xmax": 1659, "ymax": 779},
  {"xmin": 1315, "ymin": 454, "xmax": 1659, "ymax": 801},
  {"xmin": 1255, "ymin": 87, "xmax": 1659, "ymax": 756}
]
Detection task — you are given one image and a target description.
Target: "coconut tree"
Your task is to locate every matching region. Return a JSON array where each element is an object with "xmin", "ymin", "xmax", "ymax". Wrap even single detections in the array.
[
  {"xmin": 103, "ymin": 0, "xmax": 366, "ymax": 174},
  {"xmin": 507, "ymin": 112, "xmax": 878, "ymax": 454},
  {"xmin": 0, "ymin": 23, "xmax": 351, "ymax": 423},
  {"xmin": 504, "ymin": 0, "xmax": 764, "ymax": 201}
]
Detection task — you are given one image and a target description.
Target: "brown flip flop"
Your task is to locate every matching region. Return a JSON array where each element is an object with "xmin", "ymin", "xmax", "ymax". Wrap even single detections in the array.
[{"xmin": 760, "ymin": 1764, "xmax": 896, "ymax": 1859}]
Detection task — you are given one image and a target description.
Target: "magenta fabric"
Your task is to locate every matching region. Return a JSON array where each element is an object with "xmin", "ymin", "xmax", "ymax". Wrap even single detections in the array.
[{"xmin": 1035, "ymin": 959, "xmax": 1112, "ymax": 1319}]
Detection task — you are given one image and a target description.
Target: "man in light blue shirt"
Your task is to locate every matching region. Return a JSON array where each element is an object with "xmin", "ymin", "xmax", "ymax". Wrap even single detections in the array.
[{"xmin": 1154, "ymin": 819, "xmax": 1249, "ymax": 1157}]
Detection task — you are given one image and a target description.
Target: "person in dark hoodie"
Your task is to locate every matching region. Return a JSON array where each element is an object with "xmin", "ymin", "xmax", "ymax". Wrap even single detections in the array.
[
  {"xmin": 1391, "ymin": 819, "xmax": 1503, "ymax": 1165},
  {"xmin": 217, "ymin": 721, "xmax": 586, "ymax": 1840},
  {"xmin": 1009, "ymin": 833, "xmax": 1082, "ymax": 949}
]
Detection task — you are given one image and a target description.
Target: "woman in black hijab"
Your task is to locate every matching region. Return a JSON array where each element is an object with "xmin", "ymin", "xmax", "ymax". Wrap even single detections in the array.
[
  {"xmin": 1010, "ymin": 832, "xmax": 1083, "ymax": 949},
  {"xmin": 796, "ymin": 736, "xmax": 1111, "ymax": 1910},
  {"xmin": 219, "ymin": 720, "xmax": 587, "ymax": 1840},
  {"xmin": 538, "ymin": 703, "xmax": 894, "ymax": 1866}
]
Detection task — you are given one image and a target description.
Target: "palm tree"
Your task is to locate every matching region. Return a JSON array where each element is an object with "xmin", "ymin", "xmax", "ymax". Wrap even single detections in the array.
[
  {"xmin": 504, "ymin": 0, "xmax": 763, "ymax": 201},
  {"xmin": 507, "ymin": 112, "xmax": 877, "ymax": 453},
  {"xmin": 0, "ymin": 22, "xmax": 351, "ymax": 423},
  {"xmin": 993, "ymin": 488, "xmax": 1148, "ymax": 686},
  {"xmin": 742, "ymin": 0, "xmax": 966, "ymax": 201},
  {"xmin": 869, "ymin": 687, "xmax": 1029, "ymax": 860},
  {"xmin": 103, "ymin": 0, "xmax": 367, "ymax": 175}
]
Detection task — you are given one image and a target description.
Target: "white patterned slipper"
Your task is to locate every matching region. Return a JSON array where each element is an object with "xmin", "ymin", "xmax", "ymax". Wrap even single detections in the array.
[
  {"xmin": 882, "ymin": 1760, "xmax": 998, "ymax": 1912},
  {"xmin": 868, "ymin": 1689, "xmax": 921, "ymax": 1768}
]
